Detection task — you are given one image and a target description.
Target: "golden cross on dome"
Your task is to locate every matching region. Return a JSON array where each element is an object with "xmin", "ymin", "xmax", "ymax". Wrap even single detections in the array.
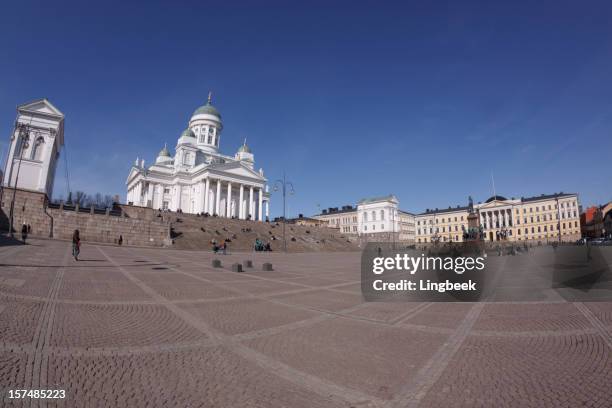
[{"xmin": 207, "ymin": 91, "xmax": 212, "ymax": 105}]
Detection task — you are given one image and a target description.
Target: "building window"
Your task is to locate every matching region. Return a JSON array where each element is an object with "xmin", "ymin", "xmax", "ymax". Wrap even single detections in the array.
[
  {"xmin": 380, "ymin": 224, "xmax": 384, "ymax": 230},
  {"xmin": 372, "ymin": 211, "xmax": 376, "ymax": 221},
  {"xmin": 162, "ymin": 201, "xmax": 169, "ymax": 210},
  {"xmin": 380, "ymin": 210, "xmax": 385, "ymax": 221},
  {"xmin": 363, "ymin": 213, "xmax": 368, "ymax": 222},
  {"xmin": 30, "ymin": 137, "xmax": 44, "ymax": 161}
]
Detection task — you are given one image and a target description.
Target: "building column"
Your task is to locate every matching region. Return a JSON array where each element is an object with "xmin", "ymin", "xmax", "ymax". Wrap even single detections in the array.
[
  {"xmin": 226, "ymin": 182, "xmax": 232, "ymax": 218},
  {"xmin": 265, "ymin": 199, "xmax": 270, "ymax": 220},
  {"xmin": 147, "ymin": 183, "xmax": 154, "ymax": 208},
  {"xmin": 215, "ymin": 180, "xmax": 221, "ymax": 215},
  {"xmin": 258, "ymin": 188, "xmax": 263, "ymax": 222},
  {"xmin": 204, "ymin": 178, "xmax": 210, "ymax": 214},
  {"xmin": 239, "ymin": 184, "xmax": 244, "ymax": 219},
  {"xmin": 249, "ymin": 186, "xmax": 254, "ymax": 220},
  {"xmin": 174, "ymin": 185, "xmax": 181, "ymax": 211}
]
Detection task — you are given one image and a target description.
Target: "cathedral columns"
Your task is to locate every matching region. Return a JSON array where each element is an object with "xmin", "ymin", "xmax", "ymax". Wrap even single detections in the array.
[
  {"xmin": 265, "ymin": 199, "xmax": 269, "ymax": 221},
  {"xmin": 239, "ymin": 184, "xmax": 244, "ymax": 219},
  {"xmin": 249, "ymin": 186, "xmax": 254, "ymax": 220},
  {"xmin": 204, "ymin": 178, "xmax": 210, "ymax": 214},
  {"xmin": 215, "ymin": 180, "xmax": 221, "ymax": 216},
  {"xmin": 226, "ymin": 182, "xmax": 232, "ymax": 218},
  {"xmin": 258, "ymin": 187, "xmax": 263, "ymax": 222}
]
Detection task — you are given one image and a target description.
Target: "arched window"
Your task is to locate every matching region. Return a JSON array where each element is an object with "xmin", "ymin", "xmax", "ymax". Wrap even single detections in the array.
[
  {"xmin": 14, "ymin": 134, "xmax": 29, "ymax": 158},
  {"xmin": 207, "ymin": 127, "xmax": 214, "ymax": 144},
  {"xmin": 363, "ymin": 212, "xmax": 368, "ymax": 222},
  {"xmin": 372, "ymin": 211, "xmax": 376, "ymax": 221},
  {"xmin": 31, "ymin": 137, "xmax": 45, "ymax": 161},
  {"xmin": 380, "ymin": 210, "xmax": 385, "ymax": 221}
]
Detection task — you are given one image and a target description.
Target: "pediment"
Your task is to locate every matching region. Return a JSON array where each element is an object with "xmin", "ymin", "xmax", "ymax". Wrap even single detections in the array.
[
  {"xmin": 209, "ymin": 162, "xmax": 265, "ymax": 180},
  {"xmin": 125, "ymin": 166, "xmax": 142, "ymax": 185},
  {"xmin": 18, "ymin": 99, "xmax": 64, "ymax": 118}
]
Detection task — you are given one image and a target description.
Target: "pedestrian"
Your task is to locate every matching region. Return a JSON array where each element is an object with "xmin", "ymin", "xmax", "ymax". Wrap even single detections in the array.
[
  {"xmin": 72, "ymin": 229, "xmax": 81, "ymax": 261},
  {"xmin": 21, "ymin": 224, "xmax": 28, "ymax": 244},
  {"xmin": 222, "ymin": 242, "xmax": 227, "ymax": 255},
  {"xmin": 118, "ymin": 235, "xmax": 123, "ymax": 246}
]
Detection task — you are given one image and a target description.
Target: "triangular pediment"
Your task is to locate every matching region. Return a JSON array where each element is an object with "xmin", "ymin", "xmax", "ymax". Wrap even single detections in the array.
[
  {"xmin": 125, "ymin": 166, "xmax": 143, "ymax": 184},
  {"xmin": 18, "ymin": 99, "xmax": 64, "ymax": 118},
  {"xmin": 209, "ymin": 161, "xmax": 265, "ymax": 180}
]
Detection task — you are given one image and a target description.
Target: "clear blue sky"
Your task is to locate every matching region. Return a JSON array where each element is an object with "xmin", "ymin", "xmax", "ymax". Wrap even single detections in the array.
[{"xmin": 1, "ymin": 0, "xmax": 611, "ymax": 217}]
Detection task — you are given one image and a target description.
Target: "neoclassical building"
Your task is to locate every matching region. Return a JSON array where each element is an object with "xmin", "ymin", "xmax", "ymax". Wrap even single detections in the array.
[
  {"xmin": 415, "ymin": 193, "xmax": 581, "ymax": 243},
  {"xmin": 312, "ymin": 195, "xmax": 416, "ymax": 242},
  {"xmin": 126, "ymin": 95, "xmax": 270, "ymax": 221}
]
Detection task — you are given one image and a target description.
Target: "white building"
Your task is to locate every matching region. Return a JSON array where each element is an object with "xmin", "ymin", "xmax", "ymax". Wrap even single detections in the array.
[
  {"xmin": 313, "ymin": 195, "xmax": 415, "ymax": 242},
  {"xmin": 126, "ymin": 94, "xmax": 270, "ymax": 221},
  {"xmin": 2, "ymin": 99, "xmax": 64, "ymax": 198}
]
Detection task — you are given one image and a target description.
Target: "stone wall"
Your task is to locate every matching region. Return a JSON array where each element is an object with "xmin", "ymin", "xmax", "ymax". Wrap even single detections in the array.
[{"xmin": 0, "ymin": 187, "xmax": 170, "ymax": 247}]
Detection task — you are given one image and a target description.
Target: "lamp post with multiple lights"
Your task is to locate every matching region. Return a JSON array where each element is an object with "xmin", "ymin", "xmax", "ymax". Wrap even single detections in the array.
[{"xmin": 272, "ymin": 172, "xmax": 294, "ymax": 252}]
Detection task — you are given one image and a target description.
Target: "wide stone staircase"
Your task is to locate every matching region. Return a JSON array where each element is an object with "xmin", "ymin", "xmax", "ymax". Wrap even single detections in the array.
[{"xmin": 164, "ymin": 213, "xmax": 359, "ymax": 252}]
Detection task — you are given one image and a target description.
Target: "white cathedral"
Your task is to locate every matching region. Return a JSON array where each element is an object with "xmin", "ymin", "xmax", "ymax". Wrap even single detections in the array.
[{"xmin": 126, "ymin": 94, "xmax": 270, "ymax": 221}]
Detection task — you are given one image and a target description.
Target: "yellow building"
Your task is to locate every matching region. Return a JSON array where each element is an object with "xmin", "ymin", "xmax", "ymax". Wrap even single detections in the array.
[{"xmin": 415, "ymin": 193, "xmax": 581, "ymax": 243}]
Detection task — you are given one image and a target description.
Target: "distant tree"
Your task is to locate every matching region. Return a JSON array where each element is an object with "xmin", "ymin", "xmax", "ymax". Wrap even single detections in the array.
[
  {"xmin": 74, "ymin": 191, "xmax": 88, "ymax": 206},
  {"xmin": 103, "ymin": 195, "xmax": 114, "ymax": 208}
]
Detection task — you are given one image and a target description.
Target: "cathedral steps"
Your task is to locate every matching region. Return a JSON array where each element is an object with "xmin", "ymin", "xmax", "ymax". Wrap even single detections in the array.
[{"xmin": 164, "ymin": 214, "xmax": 359, "ymax": 252}]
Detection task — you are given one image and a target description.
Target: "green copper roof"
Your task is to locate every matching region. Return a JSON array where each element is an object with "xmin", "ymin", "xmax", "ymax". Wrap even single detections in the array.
[
  {"xmin": 193, "ymin": 103, "xmax": 221, "ymax": 118},
  {"xmin": 357, "ymin": 194, "xmax": 398, "ymax": 205},
  {"xmin": 193, "ymin": 93, "xmax": 221, "ymax": 118},
  {"xmin": 238, "ymin": 142, "xmax": 251, "ymax": 153},
  {"xmin": 180, "ymin": 128, "xmax": 195, "ymax": 138},
  {"xmin": 158, "ymin": 144, "xmax": 170, "ymax": 157}
]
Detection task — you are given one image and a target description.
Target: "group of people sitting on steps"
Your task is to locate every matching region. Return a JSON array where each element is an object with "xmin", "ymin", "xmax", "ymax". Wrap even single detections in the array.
[{"xmin": 254, "ymin": 238, "xmax": 272, "ymax": 252}]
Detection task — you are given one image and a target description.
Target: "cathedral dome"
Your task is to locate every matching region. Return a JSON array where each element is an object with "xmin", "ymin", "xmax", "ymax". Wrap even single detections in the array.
[
  {"xmin": 158, "ymin": 144, "xmax": 170, "ymax": 157},
  {"xmin": 180, "ymin": 128, "xmax": 195, "ymax": 138},
  {"xmin": 192, "ymin": 92, "xmax": 221, "ymax": 119},
  {"xmin": 238, "ymin": 142, "xmax": 251, "ymax": 153}
]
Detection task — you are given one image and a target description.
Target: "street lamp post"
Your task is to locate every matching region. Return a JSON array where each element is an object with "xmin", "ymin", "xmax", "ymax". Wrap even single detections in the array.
[
  {"xmin": 8, "ymin": 124, "xmax": 30, "ymax": 237},
  {"xmin": 272, "ymin": 172, "xmax": 294, "ymax": 252}
]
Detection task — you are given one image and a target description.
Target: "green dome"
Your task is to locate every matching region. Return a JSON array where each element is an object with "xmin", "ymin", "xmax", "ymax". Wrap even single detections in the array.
[
  {"xmin": 192, "ymin": 92, "xmax": 221, "ymax": 118},
  {"xmin": 238, "ymin": 142, "xmax": 251, "ymax": 153},
  {"xmin": 193, "ymin": 103, "xmax": 221, "ymax": 118},
  {"xmin": 180, "ymin": 128, "xmax": 195, "ymax": 138},
  {"xmin": 158, "ymin": 144, "xmax": 170, "ymax": 157}
]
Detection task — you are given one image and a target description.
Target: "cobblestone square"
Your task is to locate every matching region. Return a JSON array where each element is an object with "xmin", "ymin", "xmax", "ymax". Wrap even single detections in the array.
[{"xmin": 1, "ymin": 239, "xmax": 611, "ymax": 407}]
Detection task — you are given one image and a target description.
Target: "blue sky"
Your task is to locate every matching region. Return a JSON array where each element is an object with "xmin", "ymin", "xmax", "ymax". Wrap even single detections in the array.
[{"xmin": 1, "ymin": 0, "xmax": 611, "ymax": 217}]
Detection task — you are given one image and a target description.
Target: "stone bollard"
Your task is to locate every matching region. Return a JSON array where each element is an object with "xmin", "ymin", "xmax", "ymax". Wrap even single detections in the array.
[
  {"xmin": 232, "ymin": 263, "xmax": 243, "ymax": 272},
  {"xmin": 212, "ymin": 259, "xmax": 222, "ymax": 268},
  {"xmin": 244, "ymin": 260, "xmax": 253, "ymax": 268},
  {"xmin": 262, "ymin": 263, "xmax": 273, "ymax": 271}
]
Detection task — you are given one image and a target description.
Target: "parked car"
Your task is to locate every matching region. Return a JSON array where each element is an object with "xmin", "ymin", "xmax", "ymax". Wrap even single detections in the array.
[{"xmin": 591, "ymin": 238, "xmax": 606, "ymax": 246}]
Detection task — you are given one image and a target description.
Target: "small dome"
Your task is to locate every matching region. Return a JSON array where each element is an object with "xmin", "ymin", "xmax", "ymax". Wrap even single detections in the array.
[
  {"xmin": 238, "ymin": 142, "xmax": 251, "ymax": 153},
  {"xmin": 180, "ymin": 128, "xmax": 195, "ymax": 138},
  {"xmin": 158, "ymin": 144, "xmax": 170, "ymax": 157}
]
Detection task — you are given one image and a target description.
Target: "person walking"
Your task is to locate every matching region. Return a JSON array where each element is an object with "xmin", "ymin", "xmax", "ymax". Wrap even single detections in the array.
[
  {"xmin": 21, "ymin": 224, "xmax": 28, "ymax": 244},
  {"xmin": 72, "ymin": 229, "xmax": 81, "ymax": 261},
  {"xmin": 118, "ymin": 235, "xmax": 123, "ymax": 246}
]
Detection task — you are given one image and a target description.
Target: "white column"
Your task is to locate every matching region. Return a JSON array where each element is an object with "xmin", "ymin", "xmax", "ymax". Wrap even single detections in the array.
[
  {"xmin": 249, "ymin": 186, "xmax": 254, "ymax": 220},
  {"xmin": 239, "ymin": 184, "xmax": 244, "ymax": 219},
  {"xmin": 215, "ymin": 180, "xmax": 221, "ymax": 215},
  {"xmin": 226, "ymin": 182, "xmax": 232, "ymax": 218},
  {"xmin": 258, "ymin": 188, "xmax": 263, "ymax": 222},
  {"xmin": 147, "ymin": 183, "xmax": 154, "ymax": 208},
  {"xmin": 265, "ymin": 199, "xmax": 270, "ymax": 220},
  {"xmin": 204, "ymin": 178, "xmax": 210, "ymax": 214}
]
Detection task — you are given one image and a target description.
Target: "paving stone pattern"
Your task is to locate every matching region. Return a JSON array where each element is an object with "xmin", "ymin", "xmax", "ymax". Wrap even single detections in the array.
[{"xmin": 0, "ymin": 239, "xmax": 611, "ymax": 407}]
